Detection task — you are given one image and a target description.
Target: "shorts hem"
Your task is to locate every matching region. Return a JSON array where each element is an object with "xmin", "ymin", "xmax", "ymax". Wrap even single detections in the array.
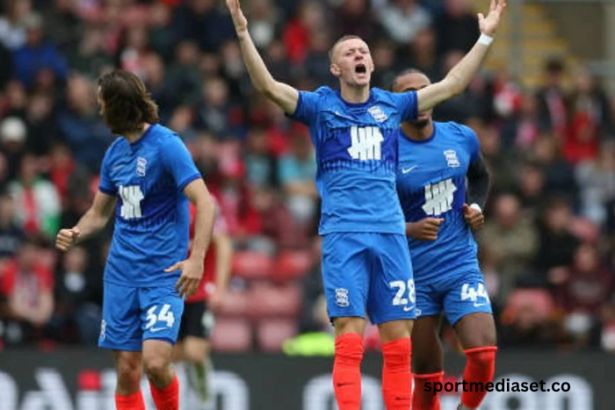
[
  {"xmin": 369, "ymin": 313, "xmax": 416, "ymax": 325},
  {"xmin": 99, "ymin": 342, "xmax": 142, "ymax": 351},
  {"xmin": 447, "ymin": 309, "xmax": 493, "ymax": 327},
  {"xmin": 143, "ymin": 336, "xmax": 177, "ymax": 346}
]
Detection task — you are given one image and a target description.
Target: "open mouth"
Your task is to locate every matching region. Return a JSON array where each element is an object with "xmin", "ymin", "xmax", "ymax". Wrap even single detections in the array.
[{"xmin": 355, "ymin": 64, "xmax": 367, "ymax": 74}]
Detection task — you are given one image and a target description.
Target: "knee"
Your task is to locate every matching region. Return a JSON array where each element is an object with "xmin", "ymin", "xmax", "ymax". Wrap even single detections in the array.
[
  {"xmin": 116, "ymin": 359, "xmax": 142, "ymax": 390},
  {"xmin": 184, "ymin": 345, "xmax": 208, "ymax": 364},
  {"xmin": 333, "ymin": 317, "xmax": 365, "ymax": 337},
  {"xmin": 143, "ymin": 356, "xmax": 171, "ymax": 380},
  {"xmin": 378, "ymin": 320, "xmax": 412, "ymax": 344}
]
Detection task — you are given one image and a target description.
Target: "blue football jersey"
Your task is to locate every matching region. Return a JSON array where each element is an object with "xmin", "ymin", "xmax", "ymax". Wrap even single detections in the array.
[
  {"xmin": 289, "ymin": 87, "xmax": 418, "ymax": 235},
  {"xmin": 99, "ymin": 124, "xmax": 201, "ymax": 287},
  {"xmin": 396, "ymin": 122, "xmax": 481, "ymax": 281}
]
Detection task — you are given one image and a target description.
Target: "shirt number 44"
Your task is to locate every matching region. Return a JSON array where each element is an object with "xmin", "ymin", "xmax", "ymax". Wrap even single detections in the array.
[{"xmin": 461, "ymin": 283, "xmax": 490, "ymax": 308}]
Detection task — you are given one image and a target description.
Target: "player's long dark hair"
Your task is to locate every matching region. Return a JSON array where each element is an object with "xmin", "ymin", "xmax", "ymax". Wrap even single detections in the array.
[{"xmin": 98, "ymin": 70, "xmax": 159, "ymax": 136}]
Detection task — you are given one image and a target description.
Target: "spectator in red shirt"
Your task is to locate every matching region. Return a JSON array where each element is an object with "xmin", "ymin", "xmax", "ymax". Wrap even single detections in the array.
[
  {"xmin": 174, "ymin": 196, "xmax": 233, "ymax": 408},
  {"xmin": 0, "ymin": 238, "xmax": 54, "ymax": 345}
]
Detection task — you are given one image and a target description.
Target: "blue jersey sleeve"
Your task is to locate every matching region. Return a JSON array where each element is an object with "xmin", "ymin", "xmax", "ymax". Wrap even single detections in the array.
[
  {"xmin": 99, "ymin": 148, "xmax": 116, "ymax": 195},
  {"xmin": 461, "ymin": 125, "xmax": 481, "ymax": 163},
  {"xmin": 391, "ymin": 91, "xmax": 418, "ymax": 122},
  {"xmin": 289, "ymin": 87, "xmax": 328, "ymax": 125},
  {"xmin": 161, "ymin": 135, "xmax": 202, "ymax": 191}
]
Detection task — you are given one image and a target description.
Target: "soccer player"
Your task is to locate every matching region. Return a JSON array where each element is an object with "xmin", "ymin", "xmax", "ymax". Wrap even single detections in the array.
[
  {"xmin": 176, "ymin": 197, "xmax": 232, "ymax": 409},
  {"xmin": 55, "ymin": 70, "xmax": 216, "ymax": 410},
  {"xmin": 225, "ymin": 0, "xmax": 505, "ymax": 408},
  {"xmin": 392, "ymin": 70, "xmax": 496, "ymax": 410}
]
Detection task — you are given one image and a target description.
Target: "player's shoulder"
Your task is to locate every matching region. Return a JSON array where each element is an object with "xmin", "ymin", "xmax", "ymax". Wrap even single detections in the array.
[
  {"xmin": 103, "ymin": 137, "xmax": 126, "ymax": 160},
  {"xmin": 435, "ymin": 121, "xmax": 477, "ymax": 140},
  {"xmin": 307, "ymin": 86, "xmax": 336, "ymax": 99},
  {"xmin": 148, "ymin": 123, "xmax": 185, "ymax": 148}
]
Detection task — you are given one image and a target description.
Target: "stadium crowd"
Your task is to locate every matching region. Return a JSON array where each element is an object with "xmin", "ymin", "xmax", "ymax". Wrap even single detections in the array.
[{"xmin": 0, "ymin": 0, "xmax": 614, "ymax": 354}]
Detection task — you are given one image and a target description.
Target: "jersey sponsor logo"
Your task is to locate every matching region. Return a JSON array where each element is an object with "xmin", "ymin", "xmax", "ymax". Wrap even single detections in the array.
[
  {"xmin": 348, "ymin": 126, "xmax": 384, "ymax": 161},
  {"xmin": 422, "ymin": 178, "xmax": 457, "ymax": 216},
  {"xmin": 335, "ymin": 288, "xmax": 349, "ymax": 307},
  {"xmin": 401, "ymin": 164, "xmax": 418, "ymax": 174},
  {"xmin": 443, "ymin": 150, "xmax": 460, "ymax": 168},
  {"xmin": 119, "ymin": 185, "xmax": 144, "ymax": 219},
  {"xmin": 136, "ymin": 157, "xmax": 147, "ymax": 176},
  {"xmin": 367, "ymin": 105, "xmax": 388, "ymax": 123}
]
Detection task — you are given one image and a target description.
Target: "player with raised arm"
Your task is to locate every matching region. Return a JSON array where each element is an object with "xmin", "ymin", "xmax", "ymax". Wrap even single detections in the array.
[
  {"xmin": 55, "ymin": 70, "xmax": 216, "ymax": 410},
  {"xmin": 225, "ymin": 0, "xmax": 505, "ymax": 408},
  {"xmin": 392, "ymin": 70, "xmax": 495, "ymax": 410}
]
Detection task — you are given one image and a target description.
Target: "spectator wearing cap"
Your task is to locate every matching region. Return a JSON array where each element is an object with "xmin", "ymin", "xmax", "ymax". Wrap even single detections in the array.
[{"xmin": 0, "ymin": 116, "xmax": 27, "ymax": 181}]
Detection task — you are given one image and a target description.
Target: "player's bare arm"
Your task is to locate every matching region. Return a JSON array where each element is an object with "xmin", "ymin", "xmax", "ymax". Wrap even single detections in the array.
[
  {"xmin": 55, "ymin": 191, "xmax": 117, "ymax": 251},
  {"xmin": 226, "ymin": 0, "xmax": 299, "ymax": 114},
  {"xmin": 209, "ymin": 231, "xmax": 233, "ymax": 313},
  {"xmin": 416, "ymin": 0, "xmax": 506, "ymax": 112},
  {"xmin": 406, "ymin": 217, "xmax": 444, "ymax": 241},
  {"xmin": 166, "ymin": 179, "xmax": 215, "ymax": 299}
]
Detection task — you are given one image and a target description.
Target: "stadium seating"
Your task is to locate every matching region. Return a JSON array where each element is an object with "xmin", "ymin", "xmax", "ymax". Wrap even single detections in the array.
[
  {"xmin": 505, "ymin": 288, "xmax": 555, "ymax": 320},
  {"xmin": 231, "ymin": 250, "xmax": 275, "ymax": 280},
  {"xmin": 246, "ymin": 282, "xmax": 302, "ymax": 319},
  {"xmin": 256, "ymin": 318, "xmax": 298, "ymax": 352},
  {"xmin": 211, "ymin": 317, "xmax": 253, "ymax": 352},
  {"xmin": 274, "ymin": 250, "xmax": 313, "ymax": 282}
]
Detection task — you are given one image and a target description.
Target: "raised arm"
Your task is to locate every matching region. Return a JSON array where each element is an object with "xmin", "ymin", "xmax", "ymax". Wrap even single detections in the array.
[
  {"xmin": 56, "ymin": 191, "xmax": 117, "ymax": 251},
  {"xmin": 226, "ymin": 0, "xmax": 298, "ymax": 114},
  {"xmin": 417, "ymin": 0, "xmax": 506, "ymax": 112}
]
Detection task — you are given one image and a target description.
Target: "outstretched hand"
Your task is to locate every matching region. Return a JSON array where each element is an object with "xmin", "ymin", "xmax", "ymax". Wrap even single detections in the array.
[
  {"xmin": 226, "ymin": 0, "xmax": 248, "ymax": 34},
  {"xmin": 166, "ymin": 258, "xmax": 204, "ymax": 299},
  {"xmin": 478, "ymin": 0, "xmax": 506, "ymax": 37}
]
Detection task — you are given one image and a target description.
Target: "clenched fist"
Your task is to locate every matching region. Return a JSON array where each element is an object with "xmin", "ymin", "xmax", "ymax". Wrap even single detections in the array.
[
  {"xmin": 56, "ymin": 227, "xmax": 80, "ymax": 251},
  {"xmin": 406, "ymin": 218, "xmax": 444, "ymax": 241}
]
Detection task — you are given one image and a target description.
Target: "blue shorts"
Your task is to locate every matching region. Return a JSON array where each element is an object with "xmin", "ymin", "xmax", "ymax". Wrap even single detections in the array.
[
  {"xmin": 414, "ymin": 270, "xmax": 492, "ymax": 326},
  {"xmin": 99, "ymin": 281, "xmax": 184, "ymax": 351},
  {"xmin": 322, "ymin": 233, "xmax": 416, "ymax": 325}
]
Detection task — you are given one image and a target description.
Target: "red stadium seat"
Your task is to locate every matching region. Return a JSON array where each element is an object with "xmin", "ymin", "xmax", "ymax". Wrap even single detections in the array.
[
  {"xmin": 218, "ymin": 288, "xmax": 250, "ymax": 317},
  {"xmin": 256, "ymin": 318, "xmax": 298, "ymax": 352},
  {"xmin": 231, "ymin": 250, "xmax": 275, "ymax": 280},
  {"xmin": 211, "ymin": 317, "xmax": 253, "ymax": 352},
  {"xmin": 274, "ymin": 250, "xmax": 313, "ymax": 282},
  {"xmin": 247, "ymin": 283, "xmax": 302, "ymax": 319},
  {"xmin": 505, "ymin": 288, "xmax": 555, "ymax": 320}
]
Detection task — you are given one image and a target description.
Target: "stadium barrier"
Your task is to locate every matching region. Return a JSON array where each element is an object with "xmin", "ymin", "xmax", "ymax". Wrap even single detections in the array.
[{"xmin": 0, "ymin": 349, "xmax": 610, "ymax": 409}]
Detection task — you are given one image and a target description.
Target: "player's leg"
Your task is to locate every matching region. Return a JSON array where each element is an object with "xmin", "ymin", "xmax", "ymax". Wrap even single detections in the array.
[
  {"xmin": 411, "ymin": 280, "xmax": 446, "ymax": 410},
  {"xmin": 444, "ymin": 274, "xmax": 497, "ymax": 410},
  {"xmin": 113, "ymin": 351, "xmax": 146, "ymax": 409},
  {"xmin": 322, "ymin": 233, "xmax": 370, "ymax": 410},
  {"xmin": 99, "ymin": 282, "xmax": 145, "ymax": 409},
  {"xmin": 182, "ymin": 302, "xmax": 215, "ymax": 407},
  {"xmin": 411, "ymin": 316, "xmax": 444, "ymax": 410},
  {"xmin": 368, "ymin": 234, "xmax": 415, "ymax": 410},
  {"xmin": 140, "ymin": 286, "xmax": 185, "ymax": 410}
]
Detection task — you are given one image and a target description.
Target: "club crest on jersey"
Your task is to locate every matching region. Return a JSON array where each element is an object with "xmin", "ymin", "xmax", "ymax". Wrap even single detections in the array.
[
  {"xmin": 368, "ymin": 105, "xmax": 388, "ymax": 123},
  {"xmin": 443, "ymin": 150, "xmax": 460, "ymax": 168},
  {"xmin": 136, "ymin": 157, "xmax": 147, "ymax": 176}
]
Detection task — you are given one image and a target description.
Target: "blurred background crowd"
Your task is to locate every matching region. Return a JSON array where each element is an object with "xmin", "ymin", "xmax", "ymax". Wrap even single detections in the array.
[{"xmin": 0, "ymin": 0, "xmax": 614, "ymax": 356}]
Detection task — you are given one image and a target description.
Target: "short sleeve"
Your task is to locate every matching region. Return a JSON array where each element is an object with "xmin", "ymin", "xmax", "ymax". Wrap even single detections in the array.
[
  {"xmin": 391, "ymin": 91, "xmax": 418, "ymax": 122},
  {"xmin": 160, "ymin": 135, "xmax": 202, "ymax": 191},
  {"xmin": 461, "ymin": 125, "xmax": 481, "ymax": 164},
  {"xmin": 99, "ymin": 148, "xmax": 116, "ymax": 195},
  {"xmin": 288, "ymin": 87, "xmax": 327, "ymax": 125}
]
